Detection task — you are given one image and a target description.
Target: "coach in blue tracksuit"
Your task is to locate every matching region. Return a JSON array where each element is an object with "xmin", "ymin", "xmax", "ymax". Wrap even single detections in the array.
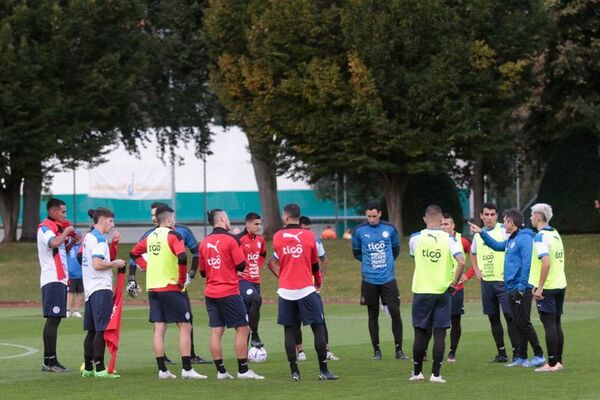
[
  {"xmin": 352, "ymin": 203, "xmax": 407, "ymax": 361},
  {"xmin": 470, "ymin": 208, "xmax": 544, "ymax": 368}
]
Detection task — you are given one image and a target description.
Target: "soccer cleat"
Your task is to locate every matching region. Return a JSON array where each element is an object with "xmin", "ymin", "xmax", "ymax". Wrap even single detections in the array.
[
  {"xmin": 190, "ymin": 355, "xmax": 212, "ymax": 365},
  {"xmin": 326, "ymin": 351, "xmax": 340, "ymax": 361},
  {"xmin": 505, "ymin": 357, "xmax": 525, "ymax": 367},
  {"xmin": 429, "ymin": 374, "xmax": 446, "ymax": 384},
  {"xmin": 251, "ymin": 337, "xmax": 264, "ymax": 348},
  {"xmin": 373, "ymin": 350, "xmax": 382, "ymax": 360},
  {"xmin": 409, "ymin": 372, "xmax": 425, "ymax": 381},
  {"xmin": 291, "ymin": 371, "xmax": 301, "ymax": 381},
  {"xmin": 557, "ymin": 362, "xmax": 564, "ymax": 370},
  {"xmin": 81, "ymin": 369, "xmax": 95, "ymax": 378},
  {"xmin": 395, "ymin": 350, "xmax": 409, "ymax": 360},
  {"xmin": 158, "ymin": 370, "xmax": 177, "ymax": 379},
  {"xmin": 66, "ymin": 310, "xmax": 72, "ymax": 318},
  {"xmin": 318, "ymin": 370, "xmax": 339, "ymax": 380},
  {"xmin": 217, "ymin": 371, "xmax": 234, "ymax": 380},
  {"xmin": 95, "ymin": 369, "xmax": 120, "ymax": 379},
  {"xmin": 237, "ymin": 369, "xmax": 265, "ymax": 380},
  {"xmin": 491, "ymin": 354, "xmax": 509, "ymax": 363},
  {"xmin": 72, "ymin": 310, "xmax": 82, "ymax": 318},
  {"xmin": 181, "ymin": 368, "xmax": 208, "ymax": 379},
  {"xmin": 297, "ymin": 350, "xmax": 307, "ymax": 361},
  {"xmin": 534, "ymin": 363, "xmax": 561, "ymax": 372},
  {"xmin": 522, "ymin": 356, "xmax": 545, "ymax": 368},
  {"xmin": 164, "ymin": 355, "xmax": 176, "ymax": 365},
  {"xmin": 42, "ymin": 363, "xmax": 70, "ymax": 373},
  {"xmin": 447, "ymin": 352, "xmax": 456, "ymax": 363}
]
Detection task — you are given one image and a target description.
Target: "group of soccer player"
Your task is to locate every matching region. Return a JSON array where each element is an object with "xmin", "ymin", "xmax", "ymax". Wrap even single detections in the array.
[{"xmin": 37, "ymin": 196, "xmax": 566, "ymax": 383}]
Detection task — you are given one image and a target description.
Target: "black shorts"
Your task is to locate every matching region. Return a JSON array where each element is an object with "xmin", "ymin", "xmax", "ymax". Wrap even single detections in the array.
[
  {"xmin": 536, "ymin": 288, "xmax": 566, "ymax": 315},
  {"xmin": 205, "ymin": 295, "xmax": 248, "ymax": 328},
  {"xmin": 148, "ymin": 291, "xmax": 191, "ymax": 324},
  {"xmin": 451, "ymin": 289, "xmax": 465, "ymax": 316},
  {"xmin": 360, "ymin": 280, "xmax": 400, "ymax": 307},
  {"xmin": 182, "ymin": 290, "xmax": 194, "ymax": 323},
  {"xmin": 83, "ymin": 289, "xmax": 113, "ymax": 331},
  {"xmin": 412, "ymin": 291, "xmax": 452, "ymax": 329},
  {"xmin": 68, "ymin": 278, "xmax": 84, "ymax": 294},
  {"xmin": 278, "ymin": 292, "xmax": 324, "ymax": 326},
  {"xmin": 240, "ymin": 280, "xmax": 262, "ymax": 309},
  {"xmin": 481, "ymin": 280, "xmax": 511, "ymax": 315},
  {"xmin": 42, "ymin": 282, "xmax": 67, "ymax": 318}
]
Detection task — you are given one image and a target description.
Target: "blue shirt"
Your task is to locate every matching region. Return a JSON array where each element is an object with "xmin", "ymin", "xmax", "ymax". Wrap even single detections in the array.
[
  {"xmin": 67, "ymin": 242, "xmax": 82, "ymax": 279},
  {"xmin": 480, "ymin": 228, "xmax": 535, "ymax": 293},
  {"xmin": 352, "ymin": 222, "xmax": 400, "ymax": 285}
]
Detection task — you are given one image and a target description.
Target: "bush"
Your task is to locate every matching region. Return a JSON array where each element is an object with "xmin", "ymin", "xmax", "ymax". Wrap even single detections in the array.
[
  {"xmin": 402, "ymin": 172, "xmax": 464, "ymax": 235},
  {"xmin": 536, "ymin": 126, "xmax": 600, "ymax": 233}
]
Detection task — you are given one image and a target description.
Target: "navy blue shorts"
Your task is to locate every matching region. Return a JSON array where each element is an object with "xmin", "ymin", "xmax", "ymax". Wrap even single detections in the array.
[
  {"xmin": 149, "ymin": 291, "xmax": 191, "ymax": 324},
  {"xmin": 239, "ymin": 280, "xmax": 261, "ymax": 309},
  {"xmin": 42, "ymin": 282, "xmax": 67, "ymax": 318},
  {"xmin": 481, "ymin": 280, "xmax": 511, "ymax": 315},
  {"xmin": 412, "ymin": 292, "xmax": 452, "ymax": 329},
  {"xmin": 536, "ymin": 288, "xmax": 566, "ymax": 315},
  {"xmin": 278, "ymin": 292, "xmax": 324, "ymax": 326},
  {"xmin": 84, "ymin": 289, "xmax": 113, "ymax": 331},
  {"xmin": 68, "ymin": 278, "xmax": 84, "ymax": 294},
  {"xmin": 451, "ymin": 289, "xmax": 465, "ymax": 316},
  {"xmin": 182, "ymin": 290, "xmax": 194, "ymax": 323},
  {"xmin": 205, "ymin": 295, "xmax": 248, "ymax": 328}
]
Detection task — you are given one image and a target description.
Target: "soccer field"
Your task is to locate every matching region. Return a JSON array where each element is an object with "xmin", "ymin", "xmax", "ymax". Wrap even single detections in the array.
[{"xmin": 1, "ymin": 303, "xmax": 599, "ymax": 400}]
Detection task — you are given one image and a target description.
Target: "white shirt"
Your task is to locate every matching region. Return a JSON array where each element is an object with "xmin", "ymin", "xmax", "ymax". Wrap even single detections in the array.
[
  {"xmin": 409, "ymin": 229, "xmax": 463, "ymax": 258},
  {"xmin": 81, "ymin": 229, "xmax": 113, "ymax": 301},
  {"xmin": 37, "ymin": 222, "xmax": 68, "ymax": 288}
]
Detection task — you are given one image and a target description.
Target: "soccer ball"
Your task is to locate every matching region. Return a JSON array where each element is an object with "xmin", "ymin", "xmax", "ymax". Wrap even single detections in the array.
[{"xmin": 248, "ymin": 346, "xmax": 267, "ymax": 363}]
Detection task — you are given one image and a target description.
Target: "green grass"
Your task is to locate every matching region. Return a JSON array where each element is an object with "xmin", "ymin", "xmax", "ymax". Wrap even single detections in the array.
[
  {"xmin": 1, "ymin": 234, "xmax": 599, "ymax": 398},
  {"xmin": 1, "ymin": 303, "xmax": 599, "ymax": 399},
  {"xmin": 2, "ymin": 234, "xmax": 599, "ymax": 303}
]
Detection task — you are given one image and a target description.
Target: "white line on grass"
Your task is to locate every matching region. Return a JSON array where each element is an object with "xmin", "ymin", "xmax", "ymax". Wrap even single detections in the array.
[{"xmin": 0, "ymin": 343, "xmax": 38, "ymax": 360}]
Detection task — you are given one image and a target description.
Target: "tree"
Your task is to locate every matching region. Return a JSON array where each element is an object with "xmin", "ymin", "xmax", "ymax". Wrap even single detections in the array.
[
  {"xmin": 0, "ymin": 1, "xmax": 147, "ymax": 242},
  {"xmin": 448, "ymin": 0, "xmax": 552, "ymax": 221},
  {"xmin": 204, "ymin": 0, "xmax": 286, "ymax": 237}
]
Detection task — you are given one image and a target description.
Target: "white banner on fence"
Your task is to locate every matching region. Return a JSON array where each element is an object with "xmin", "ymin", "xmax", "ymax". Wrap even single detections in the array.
[{"xmin": 88, "ymin": 165, "xmax": 172, "ymax": 200}]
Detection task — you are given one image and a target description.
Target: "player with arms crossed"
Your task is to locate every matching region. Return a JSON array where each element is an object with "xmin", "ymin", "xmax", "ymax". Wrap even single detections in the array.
[{"xmin": 38, "ymin": 198, "xmax": 81, "ymax": 372}]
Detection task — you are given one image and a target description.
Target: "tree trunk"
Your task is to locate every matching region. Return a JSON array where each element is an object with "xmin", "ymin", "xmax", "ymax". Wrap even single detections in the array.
[
  {"xmin": 247, "ymin": 137, "xmax": 283, "ymax": 238},
  {"xmin": 472, "ymin": 155, "xmax": 485, "ymax": 225},
  {"xmin": 0, "ymin": 179, "xmax": 23, "ymax": 243},
  {"xmin": 382, "ymin": 172, "xmax": 408, "ymax": 236},
  {"xmin": 21, "ymin": 166, "xmax": 43, "ymax": 242}
]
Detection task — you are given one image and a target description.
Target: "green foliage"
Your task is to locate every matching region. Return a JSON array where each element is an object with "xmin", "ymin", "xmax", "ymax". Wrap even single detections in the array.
[
  {"xmin": 536, "ymin": 126, "xmax": 600, "ymax": 233},
  {"xmin": 402, "ymin": 173, "xmax": 465, "ymax": 234},
  {"xmin": 141, "ymin": 0, "xmax": 216, "ymax": 158},
  {"xmin": 0, "ymin": 0, "xmax": 147, "ymax": 175}
]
